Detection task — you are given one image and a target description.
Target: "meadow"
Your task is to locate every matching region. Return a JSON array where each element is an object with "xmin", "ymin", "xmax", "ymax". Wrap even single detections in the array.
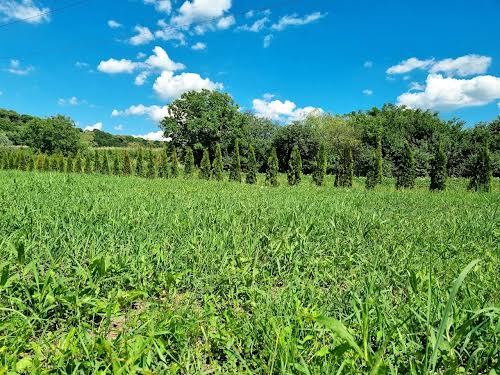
[{"xmin": 0, "ymin": 170, "xmax": 499, "ymax": 374}]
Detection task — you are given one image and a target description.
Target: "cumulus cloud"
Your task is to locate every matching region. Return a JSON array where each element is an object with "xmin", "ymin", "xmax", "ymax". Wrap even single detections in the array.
[
  {"xmin": 191, "ymin": 42, "xmax": 206, "ymax": 50},
  {"xmin": 6, "ymin": 59, "xmax": 33, "ymax": 75},
  {"xmin": 271, "ymin": 12, "xmax": 327, "ymax": 31},
  {"xmin": 216, "ymin": 15, "xmax": 235, "ymax": 29},
  {"xmin": 98, "ymin": 58, "xmax": 137, "ymax": 74},
  {"xmin": 145, "ymin": 46, "xmax": 185, "ymax": 71},
  {"xmin": 362, "ymin": 89, "xmax": 373, "ymax": 96},
  {"xmin": 171, "ymin": 0, "xmax": 232, "ymax": 28},
  {"xmin": 155, "ymin": 20, "xmax": 186, "ymax": 44},
  {"xmin": 144, "ymin": 0, "xmax": 172, "ymax": 14},
  {"xmin": 84, "ymin": 122, "xmax": 103, "ymax": 131},
  {"xmin": 107, "ymin": 19, "xmax": 122, "ymax": 28},
  {"xmin": 429, "ymin": 55, "xmax": 491, "ymax": 77},
  {"xmin": 112, "ymin": 104, "xmax": 170, "ymax": 122},
  {"xmin": 0, "ymin": 0, "xmax": 50, "ymax": 24},
  {"xmin": 252, "ymin": 95, "xmax": 323, "ymax": 123},
  {"xmin": 133, "ymin": 130, "xmax": 170, "ymax": 141},
  {"xmin": 409, "ymin": 81, "xmax": 425, "ymax": 91},
  {"xmin": 129, "ymin": 25, "xmax": 155, "ymax": 45},
  {"xmin": 387, "ymin": 57, "xmax": 434, "ymax": 75},
  {"xmin": 238, "ymin": 17, "xmax": 269, "ymax": 32},
  {"xmin": 75, "ymin": 61, "xmax": 89, "ymax": 68},
  {"xmin": 114, "ymin": 124, "xmax": 124, "ymax": 131},
  {"xmin": 153, "ymin": 71, "xmax": 223, "ymax": 100},
  {"xmin": 58, "ymin": 96, "xmax": 83, "ymax": 106},
  {"xmin": 397, "ymin": 74, "xmax": 500, "ymax": 111}
]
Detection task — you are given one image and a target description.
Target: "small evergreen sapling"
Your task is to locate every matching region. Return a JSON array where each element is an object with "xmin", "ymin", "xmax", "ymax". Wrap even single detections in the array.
[
  {"xmin": 266, "ymin": 148, "xmax": 279, "ymax": 187},
  {"xmin": 468, "ymin": 140, "xmax": 493, "ymax": 192},
  {"xmin": 146, "ymin": 149, "xmax": 156, "ymax": 178},
  {"xmin": 36, "ymin": 153, "xmax": 45, "ymax": 171},
  {"xmin": 123, "ymin": 150, "xmax": 131, "ymax": 176},
  {"xmin": 74, "ymin": 152, "xmax": 83, "ymax": 173},
  {"xmin": 112, "ymin": 153, "xmax": 120, "ymax": 175},
  {"xmin": 171, "ymin": 148, "xmax": 179, "ymax": 178},
  {"xmin": 429, "ymin": 140, "xmax": 447, "ymax": 191},
  {"xmin": 65, "ymin": 156, "xmax": 73, "ymax": 173},
  {"xmin": 312, "ymin": 144, "xmax": 327, "ymax": 186},
  {"xmin": 199, "ymin": 149, "xmax": 211, "ymax": 180},
  {"xmin": 157, "ymin": 150, "xmax": 169, "ymax": 178},
  {"xmin": 135, "ymin": 148, "xmax": 144, "ymax": 177},
  {"xmin": 213, "ymin": 143, "xmax": 224, "ymax": 181},
  {"xmin": 184, "ymin": 147, "xmax": 195, "ymax": 178},
  {"xmin": 287, "ymin": 145, "xmax": 302, "ymax": 186},
  {"xmin": 335, "ymin": 145, "xmax": 354, "ymax": 188},
  {"xmin": 366, "ymin": 132, "xmax": 383, "ymax": 190},
  {"xmin": 229, "ymin": 139, "xmax": 242, "ymax": 182},
  {"xmin": 246, "ymin": 145, "xmax": 257, "ymax": 184},
  {"xmin": 84, "ymin": 153, "xmax": 92, "ymax": 173},
  {"xmin": 395, "ymin": 141, "xmax": 416, "ymax": 189},
  {"xmin": 101, "ymin": 152, "xmax": 110, "ymax": 175}
]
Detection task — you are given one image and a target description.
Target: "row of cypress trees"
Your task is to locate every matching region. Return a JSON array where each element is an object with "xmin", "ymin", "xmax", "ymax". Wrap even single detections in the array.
[{"xmin": 0, "ymin": 137, "xmax": 493, "ymax": 191}]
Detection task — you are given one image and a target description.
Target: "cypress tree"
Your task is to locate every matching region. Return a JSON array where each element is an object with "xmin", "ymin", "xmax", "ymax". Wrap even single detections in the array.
[
  {"xmin": 84, "ymin": 153, "xmax": 92, "ymax": 173},
  {"xmin": 395, "ymin": 141, "xmax": 416, "ymax": 189},
  {"xmin": 112, "ymin": 152, "xmax": 120, "ymax": 175},
  {"xmin": 157, "ymin": 150, "xmax": 169, "ymax": 178},
  {"xmin": 49, "ymin": 155, "xmax": 58, "ymax": 171},
  {"xmin": 35, "ymin": 153, "xmax": 44, "ymax": 171},
  {"xmin": 468, "ymin": 140, "xmax": 493, "ymax": 192},
  {"xmin": 135, "ymin": 148, "xmax": 144, "ymax": 177},
  {"xmin": 184, "ymin": 147, "xmax": 195, "ymax": 178},
  {"xmin": 199, "ymin": 149, "xmax": 211, "ymax": 180},
  {"xmin": 123, "ymin": 150, "xmax": 132, "ymax": 176},
  {"xmin": 171, "ymin": 148, "xmax": 179, "ymax": 178},
  {"xmin": 246, "ymin": 145, "xmax": 257, "ymax": 184},
  {"xmin": 27, "ymin": 154, "xmax": 35, "ymax": 171},
  {"xmin": 229, "ymin": 139, "xmax": 242, "ymax": 182},
  {"xmin": 266, "ymin": 148, "xmax": 279, "ymax": 187},
  {"xmin": 366, "ymin": 133, "xmax": 383, "ymax": 190},
  {"xmin": 287, "ymin": 145, "xmax": 302, "ymax": 186},
  {"xmin": 94, "ymin": 151, "xmax": 101, "ymax": 174},
  {"xmin": 57, "ymin": 154, "xmax": 65, "ymax": 173},
  {"xmin": 213, "ymin": 143, "xmax": 224, "ymax": 181},
  {"xmin": 429, "ymin": 140, "xmax": 447, "ymax": 191},
  {"xmin": 18, "ymin": 151, "xmax": 27, "ymax": 171},
  {"xmin": 101, "ymin": 152, "xmax": 110, "ymax": 175},
  {"xmin": 43, "ymin": 154, "xmax": 51, "ymax": 172},
  {"xmin": 335, "ymin": 145, "xmax": 354, "ymax": 188},
  {"xmin": 146, "ymin": 149, "xmax": 156, "ymax": 178},
  {"xmin": 65, "ymin": 156, "xmax": 73, "ymax": 173},
  {"xmin": 74, "ymin": 152, "xmax": 83, "ymax": 173},
  {"xmin": 312, "ymin": 144, "xmax": 327, "ymax": 186}
]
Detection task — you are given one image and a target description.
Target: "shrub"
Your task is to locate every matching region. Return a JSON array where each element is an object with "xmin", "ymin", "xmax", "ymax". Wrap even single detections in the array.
[
  {"xmin": 157, "ymin": 150, "xmax": 169, "ymax": 178},
  {"xmin": 123, "ymin": 150, "xmax": 131, "ymax": 176},
  {"xmin": 312, "ymin": 144, "xmax": 327, "ymax": 186},
  {"xmin": 335, "ymin": 145, "xmax": 354, "ymax": 188},
  {"xmin": 112, "ymin": 153, "xmax": 120, "ymax": 175},
  {"xmin": 366, "ymin": 133, "xmax": 383, "ymax": 190},
  {"xmin": 84, "ymin": 153, "xmax": 92, "ymax": 174},
  {"xmin": 94, "ymin": 151, "xmax": 101, "ymax": 174},
  {"xmin": 184, "ymin": 147, "xmax": 195, "ymax": 178},
  {"xmin": 429, "ymin": 140, "xmax": 447, "ymax": 191},
  {"xmin": 287, "ymin": 145, "xmax": 302, "ymax": 186},
  {"xmin": 146, "ymin": 149, "xmax": 156, "ymax": 178},
  {"xmin": 65, "ymin": 156, "xmax": 73, "ymax": 173},
  {"xmin": 468, "ymin": 140, "xmax": 492, "ymax": 192},
  {"xmin": 74, "ymin": 152, "xmax": 83, "ymax": 173},
  {"xmin": 101, "ymin": 152, "xmax": 110, "ymax": 175},
  {"xmin": 266, "ymin": 148, "xmax": 279, "ymax": 187},
  {"xmin": 199, "ymin": 149, "xmax": 211, "ymax": 180},
  {"xmin": 213, "ymin": 143, "xmax": 224, "ymax": 181},
  {"xmin": 246, "ymin": 145, "xmax": 257, "ymax": 184},
  {"xmin": 135, "ymin": 149, "xmax": 144, "ymax": 177},
  {"xmin": 36, "ymin": 153, "xmax": 45, "ymax": 171},
  {"xmin": 171, "ymin": 148, "xmax": 179, "ymax": 178},
  {"xmin": 395, "ymin": 141, "xmax": 416, "ymax": 189},
  {"xmin": 229, "ymin": 139, "xmax": 242, "ymax": 182}
]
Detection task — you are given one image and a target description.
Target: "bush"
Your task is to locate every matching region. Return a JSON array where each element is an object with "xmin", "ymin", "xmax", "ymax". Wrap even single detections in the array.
[
  {"xmin": 266, "ymin": 148, "xmax": 279, "ymax": 187},
  {"xmin": 366, "ymin": 133, "xmax": 383, "ymax": 190},
  {"xmin": 395, "ymin": 142, "xmax": 416, "ymax": 189},
  {"xmin": 123, "ymin": 150, "xmax": 131, "ymax": 176},
  {"xmin": 184, "ymin": 147, "xmax": 195, "ymax": 178},
  {"xmin": 146, "ymin": 149, "xmax": 156, "ymax": 178},
  {"xmin": 287, "ymin": 145, "xmax": 302, "ymax": 186},
  {"xmin": 199, "ymin": 149, "xmax": 211, "ymax": 180},
  {"xmin": 135, "ymin": 149, "xmax": 144, "ymax": 177},
  {"xmin": 335, "ymin": 145, "xmax": 354, "ymax": 188},
  {"xmin": 312, "ymin": 144, "xmax": 327, "ymax": 186},
  {"xmin": 429, "ymin": 140, "xmax": 447, "ymax": 191},
  {"xmin": 468, "ymin": 140, "xmax": 492, "ymax": 192}
]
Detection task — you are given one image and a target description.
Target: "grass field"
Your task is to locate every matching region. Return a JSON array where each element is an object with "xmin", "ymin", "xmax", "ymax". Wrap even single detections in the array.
[{"xmin": 0, "ymin": 170, "xmax": 499, "ymax": 374}]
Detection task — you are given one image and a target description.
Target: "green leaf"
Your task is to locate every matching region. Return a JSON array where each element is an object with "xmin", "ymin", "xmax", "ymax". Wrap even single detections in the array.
[
  {"xmin": 16, "ymin": 356, "xmax": 33, "ymax": 372},
  {"xmin": 315, "ymin": 315, "xmax": 365, "ymax": 359}
]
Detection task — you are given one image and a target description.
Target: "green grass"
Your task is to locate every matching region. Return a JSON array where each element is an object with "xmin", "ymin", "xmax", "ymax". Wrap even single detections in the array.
[{"xmin": 0, "ymin": 170, "xmax": 499, "ymax": 374}]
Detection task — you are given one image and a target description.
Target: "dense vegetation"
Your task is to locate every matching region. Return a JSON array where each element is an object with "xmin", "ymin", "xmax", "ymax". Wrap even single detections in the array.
[{"xmin": 0, "ymin": 171, "xmax": 498, "ymax": 373}]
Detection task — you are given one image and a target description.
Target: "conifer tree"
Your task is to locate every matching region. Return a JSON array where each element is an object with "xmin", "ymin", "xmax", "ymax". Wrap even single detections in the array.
[
  {"xmin": 366, "ymin": 132, "xmax": 383, "ymax": 190},
  {"xmin": 266, "ymin": 148, "xmax": 279, "ymax": 187},
  {"xmin": 94, "ymin": 151, "xmax": 101, "ymax": 174},
  {"xmin": 74, "ymin": 152, "xmax": 83, "ymax": 173},
  {"xmin": 49, "ymin": 155, "xmax": 57, "ymax": 171},
  {"xmin": 335, "ymin": 145, "xmax": 354, "ymax": 188},
  {"xmin": 213, "ymin": 143, "xmax": 224, "ymax": 181},
  {"xmin": 429, "ymin": 140, "xmax": 447, "ymax": 191},
  {"xmin": 65, "ymin": 156, "xmax": 73, "ymax": 173},
  {"xmin": 112, "ymin": 152, "xmax": 120, "ymax": 175},
  {"xmin": 184, "ymin": 147, "xmax": 195, "ymax": 178},
  {"xmin": 287, "ymin": 145, "xmax": 302, "ymax": 186},
  {"xmin": 229, "ymin": 139, "xmax": 242, "ymax": 182},
  {"xmin": 122, "ymin": 150, "xmax": 132, "ymax": 176},
  {"xmin": 312, "ymin": 144, "xmax": 327, "ymax": 186},
  {"xmin": 101, "ymin": 152, "xmax": 110, "ymax": 175},
  {"xmin": 135, "ymin": 148, "xmax": 144, "ymax": 177},
  {"xmin": 146, "ymin": 149, "xmax": 156, "ymax": 178},
  {"xmin": 18, "ymin": 151, "xmax": 27, "ymax": 171},
  {"xmin": 246, "ymin": 145, "xmax": 257, "ymax": 184},
  {"xmin": 27, "ymin": 154, "xmax": 35, "ymax": 171},
  {"xmin": 468, "ymin": 140, "xmax": 493, "ymax": 192},
  {"xmin": 57, "ymin": 154, "xmax": 65, "ymax": 173},
  {"xmin": 157, "ymin": 150, "xmax": 169, "ymax": 178},
  {"xmin": 199, "ymin": 149, "xmax": 211, "ymax": 180},
  {"xmin": 36, "ymin": 153, "xmax": 44, "ymax": 171},
  {"xmin": 395, "ymin": 141, "xmax": 416, "ymax": 189},
  {"xmin": 84, "ymin": 153, "xmax": 92, "ymax": 173},
  {"xmin": 43, "ymin": 154, "xmax": 51, "ymax": 172},
  {"xmin": 171, "ymin": 148, "xmax": 179, "ymax": 178}
]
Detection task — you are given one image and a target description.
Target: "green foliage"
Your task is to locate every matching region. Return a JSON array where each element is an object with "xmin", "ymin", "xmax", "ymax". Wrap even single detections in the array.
[
  {"xmin": 396, "ymin": 142, "xmax": 416, "ymax": 189},
  {"xmin": 35, "ymin": 153, "xmax": 44, "ymax": 171},
  {"xmin": 112, "ymin": 153, "xmax": 120, "ymax": 175},
  {"xmin": 246, "ymin": 145, "xmax": 257, "ymax": 184},
  {"xmin": 312, "ymin": 144, "xmax": 327, "ymax": 186},
  {"xmin": 74, "ymin": 152, "xmax": 83, "ymax": 174},
  {"xmin": 65, "ymin": 156, "xmax": 73, "ymax": 173},
  {"xmin": 157, "ymin": 150, "xmax": 169, "ymax": 178},
  {"xmin": 468, "ymin": 141, "xmax": 493, "ymax": 192},
  {"xmin": 94, "ymin": 151, "xmax": 101, "ymax": 174},
  {"xmin": 57, "ymin": 154, "xmax": 64, "ymax": 173},
  {"xmin": 184, "ymin": 147, "xmax": 195, "ymax": 178},
  {"xmin": 366, "ymin": 132, "xmax": 383, "ymax": 190},
  {"xmin": 287, "ymin": 145, "xmax": 303, "ymax": 186},
  {"xmin": 266, "ymin": 148, "xmax": 279, "ymax": 187},
  {"xmin": 213, "ymin": 143, "xmax": 224, "ymax": 181},
  {"xmin": 101, "ymin": 152, "xmax": 110, "ymax": 175},
  {"xmin": 171, "ymin": 148, "xmax": 179, "ymax": 178},
  {"xmin": 430, "ymin": 141, "xmax": 447, "ymax": 191},
  {"xmin": 123, "ymin": 150, "xmax": 131, "ymax": 176},
  {"xmin": 146, "ymin": 149, "xmax": 156, "ymax": 179},
  {"xmin": 335, "ymin": 145, "xmax": 354, "ymax": 188},
  {"xmin": 199, "ymin": 149, "xmax": 211, "ymax": 180},
  {"xmin": 229, "ymin": 139, "xmax": 242, "ymax": 182},
  {"xmin": 84, "ymin": 153, "xmax": 92, "ymax": 174},
  {"xmin": 135, "ymin": 149, "xmax": 144, "ymax": 177},
  {"xmin": 0, "ymin": 132, "xmax": 13, "ymax": 147}
]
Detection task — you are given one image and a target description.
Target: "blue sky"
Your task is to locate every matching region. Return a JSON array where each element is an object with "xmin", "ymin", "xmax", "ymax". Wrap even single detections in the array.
[{"xmin": 1, "ymin": 0, "xmax": 500, "ymax": 140}]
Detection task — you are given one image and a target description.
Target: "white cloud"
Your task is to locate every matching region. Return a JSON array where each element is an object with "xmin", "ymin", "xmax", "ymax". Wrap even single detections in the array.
[
  {"xmin": 0, "ymin": 0, "xmax": 50, "ymax": 24},
  {"xmin": 129, "ymin": 25, "xmax": 154, "ymax": 45},
  {"xmin": 144, "ymin": 46, "xmax": 185, "ymax": 71},
  {"xmin": 216, "ymin": 15, "xmax": 235, "ymax": 29},
  {"xmin": 107, "ymin": 19, "xmax": 122, "ymax": 28},
  {"xmin": 6, "ymin": 59, "xmax": 33, "ymax": 75},
  {"xmin": 362, "ymin": 89, "xmax": 373, "ymax": 96},
  {"xmin": 98, "ymin": 58, "xmax": 137, "ymax": 74},
  {"xmin": 155, "ymin": 19, "xmax": 186, "ymax": 44},
  {"xmin": 75, "ymin": 61, "xmax": 89, "ymax": 68},
  {"xmin": 238, "ymin": 17, "xmax": 268, "ymax": 32},
  {"xmin": 84, "ymin": 122, "xmax": 103, "ymax": 131},
  {"xmin": 263, "ymin": 34, "xmax": 272, "ymax": 48},
  {"xmin": 153, "ymin": 71, "xmax": 223, "ymax": 100},
  {"xmin": 498, "ymin": 102, "xmax": 500, "ymax": 110},
  {"xmin": 387, "ymin": 57, "xmax": 434, "ymax": 75},
  {"xmin": 112, "ymin": 104, "xmax": 170, "ymax": 122},
  {"xmin": 134, "ymin": 130, "xmax": 169, "ymax": 141},
  {"xmin": 191, "ymin": 42, "xmax": 206, "ymax": 50},
  {"xmin": 271, "ymin": 12, "xmax": 327, "ymax": 31},
  {"xmin": 171, "ymin": 0, "xmax": 232, "ymax": 28},
  {"xmin": 409, "ymin": 81, "xmax": 425, "ymax": 91},
  {"xmin": 114, "ymin": 124, "xmax": 124, "ymax": 131},
  {"xmin": 58, "ymin": 96, "xmax": 82, "ymax": 106},
  {"xmin": 397, "ymin": 74, "xmax": 500, "ymax": 111},
  {"xmin": 252, "ymin": 95, "xmax": 323, "ymax": 123},
  {"xmin": 144, "ymin": 0, "xmax": 172, "ymax": 14},
  {"xmin": 429, "ymin": 55, "xmax": 491, "ymax": 77},
  {"xmin": 0, "ymin": 90, "xmax": 3, "ymax": 96},
  {"xmin": 364, "ymin": 61, "xmax": 373, "ymax": 68},
  {"xmin": 137, "ymin": 52, "xmax": 147, "ymax": 59}
]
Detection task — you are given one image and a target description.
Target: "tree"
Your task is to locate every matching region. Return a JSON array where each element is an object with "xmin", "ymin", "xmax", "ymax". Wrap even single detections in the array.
[
  {"xmin": 468, "ymin": 140, "xmax": 492, "ymax": 192},
  {"xmin": 171, "ymin": 148, "xmax": 179, "ymax": 178},
  {"xmin": 135, "ymin": 148, "xmax": 144, "ymax": 177},
  {"xmin": 65, "ymin": 156, "xmax": 73, "ymax": 173},
  {"xmin": 112, "ymin": 153, "xmax": 120, "ymax": 175},
  {"xmin": 199, "ymin": 149, "xmax": 211, "ymax": 180},
  {"xmin": 287, "ymin": 145, "xmax": 302, "ymax": 186},
  {"xmin": 36, "ymin": 153, "xmax": 44, "ymax": 171},
  {"xmin": 429, "ymin": 140, "xmax": 447, "ymax": 191},
  {"xmin": 123, "ymin": 150, "xmax": 131, "ymax": 176},
  {"xmin": 366, "ymin": 132, "xmax": 383, "ymax": 190},
  {"xmin": 266, "ymin": 148, "xmax": 279, "ymax": 187},
  {"xmin": 146, "ymin": 149, "xmax": 156, "ymax": 178},
  {"xmin": 94, "ymin": 151, "xmax": 101, "ymax": 174},
  {"xmin": 395, "ymin": 141, "xmax": 416, "ymax": 189},
  {"xmin": 57, "ymin": 154, "xmax": 65, "ymax": 173},
  {"xmin": 312, "ymin": 143, "xmax": 327, "ymax": 186},
  {"xmin": 229, "ymin": 139, "xmax": 242, "ymax": 182},
  {"xmin": 157, "ymin": 150, "xmax": 169, "ymax": 178},
  {"xmin": 18, "ymin": 151, "xmax": 27, "ymax": 171},
  {"xmin": 0, "ymin": 132, "xmax": 13, "ymax": 147},
  {"xmin": 213, "ymin": 143, "xmax": 224, "ymax": 181},
  {"xmin": 101, "ymin": 152, "xmax": 110, "ymax": 175},
  {"xmin": 246, "ymin": 145, "xmax": 257, "ymax": 184},
  {"xmin": 74, "ymin": 152, "xmax": 82, "ymax": 173},
  {"xmin": 84, "ymin": 153, "xmax": 92, "ymax": 173},
  {"xmin": 335, "ymin": 145, "xmax": 354, "ymax": 188},
  {"xmin": 184, "ymin": 147, "xmax": 195, "ymax": 178}
]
